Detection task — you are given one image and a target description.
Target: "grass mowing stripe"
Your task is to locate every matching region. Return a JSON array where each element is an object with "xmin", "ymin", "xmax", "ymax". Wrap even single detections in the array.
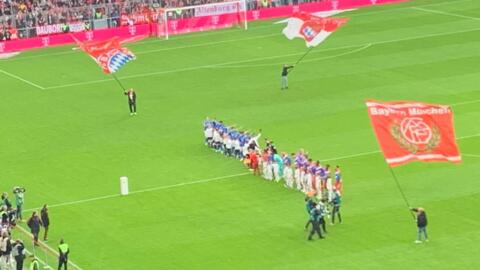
[
  {"xmin": 42, "ymin": 25, "xmax": 480, "ymax": 89},
  {"xmin": 211, "ymin": 43, "xmax": 372, "ymax": 68},
  {"xmin": 22, "ymin": 131, "xmax": 480, "ymax": 213},
  {"xmin": 412, "ymin": 6, "xmax": 480, "ymax": 21}
]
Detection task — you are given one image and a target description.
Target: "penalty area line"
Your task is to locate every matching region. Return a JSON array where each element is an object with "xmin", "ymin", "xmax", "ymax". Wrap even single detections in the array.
[{"xmin": 0, "ymin": 69, "xmax": 45, "ymax": 90}]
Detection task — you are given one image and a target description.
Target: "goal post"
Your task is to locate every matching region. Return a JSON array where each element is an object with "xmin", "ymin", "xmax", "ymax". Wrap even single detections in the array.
[{"xmin": 156, "ymin": 0, "xmax": 248, "ymax": 40}]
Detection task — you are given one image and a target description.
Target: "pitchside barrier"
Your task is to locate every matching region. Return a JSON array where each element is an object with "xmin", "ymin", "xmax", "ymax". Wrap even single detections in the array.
[{"xmin": 0, "ymin": 0, "xmax": 407, "ymax": 54}]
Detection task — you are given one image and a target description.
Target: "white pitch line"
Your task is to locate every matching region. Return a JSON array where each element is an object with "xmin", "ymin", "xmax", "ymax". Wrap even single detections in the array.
[
  {"xmin": 323, "ymin": 132, "xmax": 480, "ymax": 162},
  {"xmin": 463, "ymin": 153, "xmax": 480, "ymax": 158},
  {"xmin": 211, "ymin": 43, "xmax": 372, "ymax": 68},
  {"xmin": 24, "ymin": 172, "xmax": 250, "ymax": 212},
  {"xmin": 135, "ymin": 33, "xmax": 278, "ymax": 55},
  {"xmin": 323, "ymin": 150, "xmax": 381, "ymax": 162},
  {"xmin": 0, "ymin": 69, "xmax": 45, "ymax": 90},
  {"xmin": 412, "ymin": 6, "xmax": 480, "ymax": 21}
]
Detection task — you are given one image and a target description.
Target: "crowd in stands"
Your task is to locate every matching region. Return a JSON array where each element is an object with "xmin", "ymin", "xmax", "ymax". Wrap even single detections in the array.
[{"xmin": 0, "ymin": 0, "xmax": 326, "ymax": 41}]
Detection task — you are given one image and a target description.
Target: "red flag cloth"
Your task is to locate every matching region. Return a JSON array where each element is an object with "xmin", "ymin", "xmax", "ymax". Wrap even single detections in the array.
[
  {"xmin": 366, "ymin": 100, "xmax": 461, "ymax": 167},
  {"xmin": 78, "ymin": 37, "xmax": 135, "ymax": 74},
  {"xmin": 283, "ymin": 12, "xmax": 348, "ymax": 47}
]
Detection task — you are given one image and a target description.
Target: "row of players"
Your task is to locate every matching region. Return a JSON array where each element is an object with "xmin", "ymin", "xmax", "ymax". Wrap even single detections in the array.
[{"xmin": 203, "ymin": 118, "xmax": 344, "ymax": 199}]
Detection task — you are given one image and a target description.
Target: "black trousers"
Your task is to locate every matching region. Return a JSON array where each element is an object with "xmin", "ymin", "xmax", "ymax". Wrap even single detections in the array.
[
  {"xmin": 332, "ymin": 205, "xmax": 342, "ymax": 224},
  {"xmin": 58, "ymin": 257, "xmax": 68, "ymax": 270},
  {"xmin": 15, "ymin": 256, "xmax": 24, "ymax": 270},
  {"xmin": 320, "ymin": 217, "xmax": 327, "ymax": 233},
  {"xmin": 128, "ymin": 102, "xmax": 136, "ymax": 113},
  {"xmin": 305, "ymin": 218, "xmax": 312, "ymax": 229},
  {"xmin": 308, "ymin": 220, "xmax": 323, "ymax": 239}
]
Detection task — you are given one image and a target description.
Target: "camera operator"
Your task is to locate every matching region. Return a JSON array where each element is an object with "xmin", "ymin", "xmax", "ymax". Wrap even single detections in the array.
[{"xmin": 13, "ymin": 187, "xmax": 25, "ymax": 222}]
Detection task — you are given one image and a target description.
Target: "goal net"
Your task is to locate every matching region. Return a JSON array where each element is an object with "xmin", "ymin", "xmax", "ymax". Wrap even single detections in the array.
[{"xmin": 156, "ymin": 0, "xmax": 247, "ymax": 39}]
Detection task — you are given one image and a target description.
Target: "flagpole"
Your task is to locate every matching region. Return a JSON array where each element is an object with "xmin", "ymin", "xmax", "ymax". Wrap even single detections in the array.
[
  {"xmin": 287, "ymin": 47, "xmax": 314, "ymax": 76},
  {"xmin": 112, "ymin": 73, "xmax": 127, "ymax": 92},
  {"xmin": 294, "ymin": 47, "xmax": 314, "ymax": 66},
  {"xmin": 388, "ymin": 167, "xmax": 416, "ymax": 220}
]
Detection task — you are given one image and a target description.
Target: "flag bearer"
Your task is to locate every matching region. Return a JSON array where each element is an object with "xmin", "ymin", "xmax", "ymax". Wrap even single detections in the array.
[
  {"xmin": 281, "ymin": 64, "xmax": 294, "ymax": 90},
  {"xmin": 124, "ymin": 88, "xmax": 137, "ymax": 115}
]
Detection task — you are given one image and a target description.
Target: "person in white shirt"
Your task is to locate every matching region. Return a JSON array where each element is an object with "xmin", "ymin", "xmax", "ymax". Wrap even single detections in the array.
[
  {"xmin": 213, "ymin": 129, "xmax": 222, "ymax": 152},
  {"xmin": 304, "ymin": 169, "xmax": 312, "ymax": 193},
  {"xmin": 265, "ymin": 159, "xmax": 273, "ymax": 181},
  {"xmin": 283, "ymin": 163, "xmax": 294, "ymax": 188},
  {"xmin": 224, "ymin": 135, "xmax": 233, "ymax": 157},
  {"xmin": 294, "ymin": 165, "xmax": 302, "ymax": 191},
  {"xmin": 326, "ymin": 177, "xmax": 334, "ymax": 203},
  {"xmin": 204, "ymin": 126, "xmax": 213, "ymax": 147},
  {"xmin": 233, "ymin": 137, "xmax": 241, "ymax": 159}
]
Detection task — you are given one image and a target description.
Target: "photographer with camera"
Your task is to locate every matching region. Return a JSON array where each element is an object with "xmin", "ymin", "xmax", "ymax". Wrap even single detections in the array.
[{"xmin": 13, "ymin": 187, "xmax": 25, "ymax": 222}]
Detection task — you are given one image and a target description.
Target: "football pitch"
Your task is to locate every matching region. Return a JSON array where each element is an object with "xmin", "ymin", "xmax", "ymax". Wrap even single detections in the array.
[{"xmin": 1, "ymin": 0, "xmax": 480, "ymax": 268}]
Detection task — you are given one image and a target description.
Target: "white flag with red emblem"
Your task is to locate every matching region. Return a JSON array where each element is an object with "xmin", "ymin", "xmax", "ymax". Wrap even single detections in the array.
[{"xmin": 282, "ymin": 12, "xmax": 349, "ymax": 48}]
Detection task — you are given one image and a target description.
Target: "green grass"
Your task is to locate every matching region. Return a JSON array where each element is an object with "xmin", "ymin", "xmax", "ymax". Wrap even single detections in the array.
[{"xmin": 1, "ymin": 0, "xmax": 480, "ymax": 269}]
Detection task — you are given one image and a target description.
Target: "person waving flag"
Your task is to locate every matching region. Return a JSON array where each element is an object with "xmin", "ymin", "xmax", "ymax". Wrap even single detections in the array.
[{"xmin": 283, "ymin": 12, "xmax": 349, "ymax": 48}]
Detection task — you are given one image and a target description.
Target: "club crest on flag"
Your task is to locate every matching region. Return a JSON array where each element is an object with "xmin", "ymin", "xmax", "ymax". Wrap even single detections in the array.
[
  {"xmin": 283, "ymin": 12, "xmax": 348, "ymax": 48},
  {"xmin": 301, "ymin": 26, "xmax": 318, "ymax": 41},
  {"xmin": 106, "ymin": 50, "xmax": 135, "ymax": 73},
  {"xmin": 366, "ymin": 100, "xmax": 461, "ymax": 167},
  {"xmin": 75, "ymin": 37, "xmax": 136, "ymax": 74},
  {"xmin": 390, "ymin": 117, "xmax": 441, "ymax": 154}
]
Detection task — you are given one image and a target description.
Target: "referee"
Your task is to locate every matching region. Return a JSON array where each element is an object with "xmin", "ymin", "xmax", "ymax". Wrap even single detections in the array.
[{"xmin": 58, "ymin": 239, "xmax": 69, "ymax": 270}]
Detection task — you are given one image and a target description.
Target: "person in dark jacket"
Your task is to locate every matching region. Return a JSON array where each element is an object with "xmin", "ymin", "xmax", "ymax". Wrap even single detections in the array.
[
  {"xmin": 41, "ymin": 204, "xmax": 50, "ymax": 241},
  {"xmin": 27, "ymin": 212, "xmax": 42, "ymax": 246},
  {"xmin": 331, "ymin": 190, "xmax": 342, "ymax": 225},
  {"xmin": 411, "ymin": 207, "xmax": 428, "ymax": 243},
  {"xmin": 307, "ymin": 203, "xmax": 324, "ymax": 240},
  {"xmin": 124, "ymin": 88, "xmax": 137, "ymax": 115},
  {"xmin": 280, "ymin": 64, "xmax": 294, "ymax": 90},
  {"xmin": 304, "ymin": 197, "xmax": 314, "ymax": 230}
]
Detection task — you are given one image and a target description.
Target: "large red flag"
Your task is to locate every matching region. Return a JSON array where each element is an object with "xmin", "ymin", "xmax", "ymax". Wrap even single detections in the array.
[
  {"xmin": 366, "ymin": 100, "xmax": 461, "ymax": 167},
  {"xmin": 76, "ymin": 37, "xmax": 135, "ymax": 74},
  {"xmin": 282, "ymin": 12, "xmax": 348, "ymax": 48}
]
